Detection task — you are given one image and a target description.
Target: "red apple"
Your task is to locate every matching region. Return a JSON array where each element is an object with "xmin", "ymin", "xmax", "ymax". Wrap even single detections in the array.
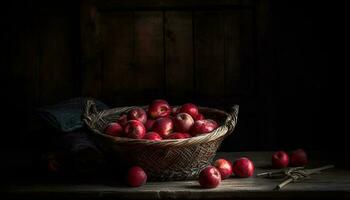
[
  {"xmin": 145, "ymin": 119, "xmax": 155, "ymax": 131},
  {"xmin": 152, "ymin": 117, "xmax": 173, "ymax": 138},
  {"xmin": 199, "ymin": 166, "xmax": 221, "ymax": 188},
  {"xmin": 195, "ymin": 113, "xmax": 204, "ymax": 121},
  {"xmin": 127, "ymin": 107, "xmax": 147, "ymax": 124},
  {"xmin": 233, "ymin": 157, "xmax": 254, "ymax": 178},
  {"xmin": 190, "ymin": 119, "xmax": 218, "ymax": 136},
  {"xmin": 272, "ymin": 151, "xmax": 289, "ymax": 168},
  {"xmin": 290, "ymin": 149, "xmax": 308, "ymax": 166},
  {"xmin": 179, "ymin": 103, "xmax": 199, "ymax": 119},
  {"xmin": 105, "ymin": 122, "xmax": 123, "ymax": 137},
  {"xmin": 148, "ymin": 99, "xmax": 171, "ymax": 119},
  {"xmin": 167, "ymin": 132, "xmax": 188, "ymax": 139},
  {"xmin": 174, "ymin": 113, "xmax": 194, "ymax": 132},
  {"xmin": 117, "ymin": 114, "xmax": 128, "ymax": 127},
  {"xmin": 143, "ymin": 132, "xmax": 162, "ymax": 141},
  {"xmin": 182, "ymin": 133, "xmax": 192, "ymax": 138},
  {"xmin": 124, "ymin": 120, "xmax": 146, "ymax": 139},
  {"xmin": 127, "ymin": 166, "xmax": 147, "ymax": 187},
  {"xmin": 214, "ymin": 159, "xmax": 233, "ymax": 179}
]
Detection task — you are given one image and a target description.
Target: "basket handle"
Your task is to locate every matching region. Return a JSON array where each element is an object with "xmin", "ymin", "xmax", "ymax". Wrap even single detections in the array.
[
  {"xmin": 225, "ymin": 105, "xmax": 239, "ymax": 134},
  {"xmin": 83, "ymin": 99, "xmax": 99, "ymax": 124}
]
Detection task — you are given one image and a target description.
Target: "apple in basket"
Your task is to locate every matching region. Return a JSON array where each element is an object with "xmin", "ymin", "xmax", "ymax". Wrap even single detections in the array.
[
  {"xmin": 127, "ymin": 107, "xmax": 147, "ymax": 124},
  {"xmin": 124, "ymin": 120, "xmax": 146, "ymax": 139},
  {"xmin": 148, "ymin": 99, "xmax": 171, "ymax": 119},
  {"xmin": 152, "ymin": 117, "xmax": 174, "ymax": 138},
  {"xmin": 179, "ymin": 103, "xmax": 199, "ymax": 119},
  {"xmin": 190, "ymin": 119, "xmax": 218, "ymax": 136},
  {"xmin": 173, "ymin": 112, "xmax": 194, "ymax": 132},
  {"xmin": 145, "ymin": 119, "xmax": 155, "ymax": 131},
  {"xmin": 194, "ymin": 113, "xmax": 204, "ymax": 121},
  {"xmin": 199, "ymin": 166, "xmax": 221, "ymax": 188},
  {"xmin": 105, "ymin": 122, "xmax": 123, "ymax": 137},
  {"xmin": 117, "ymin": 114, "xmax": 128, "ymax": 127},
  {"xmin": 214, "ymin": 158, "xmax": 233, "ymax": 179},
  {"xmin": 143, "ymin": 132, "xmax": 162, "ymax": 141},
  {"xmin": 167, "ymin": 132, "xmax": 191, "ymax": 139},
  {"xmin": 272, "ymin": 151, "xmax": 289, "ymax": 168}
]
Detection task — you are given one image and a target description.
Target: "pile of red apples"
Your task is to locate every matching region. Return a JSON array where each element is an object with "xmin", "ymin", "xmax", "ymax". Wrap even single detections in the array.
[{"xmin": 104, "ymin": 99, "xmax": 219, "ymax": 140}]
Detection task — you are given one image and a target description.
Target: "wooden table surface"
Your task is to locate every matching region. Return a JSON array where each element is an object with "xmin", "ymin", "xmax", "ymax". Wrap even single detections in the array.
[{"xmin": 2, "ymin": 151, "xmax": 350, "ymax": 199}]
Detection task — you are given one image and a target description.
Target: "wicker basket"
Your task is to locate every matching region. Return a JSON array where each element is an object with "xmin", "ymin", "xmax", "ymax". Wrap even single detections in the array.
[{"xmin": 83, "ymin": 100, "xmax": 239, "ymax": 181}]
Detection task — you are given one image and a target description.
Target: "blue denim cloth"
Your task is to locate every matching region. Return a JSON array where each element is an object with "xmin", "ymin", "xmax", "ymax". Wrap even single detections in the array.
[{"xmin": 38, "ymin": 97, "xmax": 108, "ymax": 132}]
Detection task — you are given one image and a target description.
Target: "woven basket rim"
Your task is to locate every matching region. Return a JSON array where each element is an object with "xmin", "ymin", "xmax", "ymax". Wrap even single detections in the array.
[{"xmin": 83, "ymin": 101, "xmax": 239, "ymax": 148}]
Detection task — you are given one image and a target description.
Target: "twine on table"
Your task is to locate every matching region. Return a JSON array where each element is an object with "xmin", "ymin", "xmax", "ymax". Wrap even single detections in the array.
[{"xmin": 275, "ymin": 165, "xmax": 334, "ymax": 190}]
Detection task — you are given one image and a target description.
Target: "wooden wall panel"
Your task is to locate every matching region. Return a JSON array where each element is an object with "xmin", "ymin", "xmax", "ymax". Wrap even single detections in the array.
[
  {"xmin": 224, "ymin": 11, "xmax": 241, "ymax": 98},
  {"xmin": 2, "ymin": 9, "xmax": 41, "ymax": 148},
  {"xmin": 100, "ymin": 11, "xmax": 164, "ymax": 105},
  {"xmin": 100, "ymin": 12, "xmax": 134, "ymax": 104},
  {"xmin": 38, "ymin": 15, "xmax": 76, "ymax": 105},
  {"xmin": 133, "ymin": 11, "xmax": 164, "ymax": 103},
  {"xmin": 80, "ymin": 3, "xmax": 102, "ymax": 98},
  {"xmin": 164, "ymin": 11, "xmax": 194, "ymax": 101},
  {"xmin": 194, "ymin": 11, "xmax": 226, "ymax": 100},
  {"xmin": 239, "ymin": 9, "xmax": 255, "ymax": 98}
]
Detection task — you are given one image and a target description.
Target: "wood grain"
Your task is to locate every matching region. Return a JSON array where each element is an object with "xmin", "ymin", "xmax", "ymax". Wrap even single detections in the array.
[
  {"xmin": 100, "ymin": 11, "xmax": 164, "ymax": 105},
  {"xmin": 133, "ymin": 11, "xmax": 164, "ymax": 102},
  {"xmin": 100, "ymin": 11, "xmax": 134, "ymax": 104},
  {"xmin": 80, "ymin": 2, "xmax": 102, "ymax": 98},
  {"xmin": 2, "ymin": 152, "xmax": 349, "ymax": 200},
  {"xmin": 94, "ymin": 0, "xmax": 255, "ymax": 10},
  {"xmin": 164, "ymin": 11, "xmax": 194, "ymax": 100},
  {"xmin": 224, "ymin": 11, "xmax": 241, "ymax": 98},
  {"xmin": 194, "ymin": 11, "xmax": 225, "ymax": 99},
  {"xmin": 38, "ymin": 15, "xmax": 76, "ymax": 105}
]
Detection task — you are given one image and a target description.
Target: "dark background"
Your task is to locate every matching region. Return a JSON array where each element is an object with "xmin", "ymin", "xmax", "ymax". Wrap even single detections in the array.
[{"xmin": 0, "ymin": 0, "xmax": 344, "ymax": 164}]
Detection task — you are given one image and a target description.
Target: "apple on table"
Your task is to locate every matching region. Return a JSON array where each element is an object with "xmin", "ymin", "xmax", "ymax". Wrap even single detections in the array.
[
  {"xmin": 233, "ymin": 157, "xmax": 255, "ymax": 178},
  {"xmin": 214, "ymin": 158, "xmax": 233, "ymax": 179},
  {"xmin": 199, "ymin": 166, "xmax": 221, "ymax": 188},
  {"xmin": 272, "ymin": 151, "xmax": 289, "ymax": 168},
  {"xmin": 127, "ymin": 166, "xmax": 147, "ymax": 187}
]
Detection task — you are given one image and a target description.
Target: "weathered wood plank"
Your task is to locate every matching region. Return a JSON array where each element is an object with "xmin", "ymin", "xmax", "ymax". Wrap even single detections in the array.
[
  {"xmin": 2, "ymin": 152, "xmax": 349, "ymax": 199},
  {"xmin": 132, "ymin": 11, "xmax": 164, "ymax": 103},
  {"xmin": 164, "ymin": 11, "xmax": 194, "ymax": 100},
  {"xmin": 224, "ymin": 11, "xmax": 241, "ymax": 98},
  {"xmin": 238, "ymin": 9, "xmax": 254, "ymax": 98},
  {"xmin": 38, "ymin": 15, "xmax": 76, "ymax": 105},
  {"xmin": 4, "ymin": 10, "xmax": 41, "ymax": 148},
  {"xmin": 194, "ymin": 11, "xmax": 225, "ymax": 98},
  {"xmin": 80, "ymin": 2, "xmax": 102, "ymax": 98},
  {"xmin": 94, "ymin": 0, "xmax": 255, "ymax": 10},
  {"xmin": 99, "ymin": 11, "xmax": 164, "ymax": 105},
  {"xmin": 100, "ymin": 11, "xmax": 134, "ymax": 104}
]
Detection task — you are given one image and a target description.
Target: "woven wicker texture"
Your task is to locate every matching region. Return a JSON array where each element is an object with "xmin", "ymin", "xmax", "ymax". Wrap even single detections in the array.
[{"xmin": 83, "ymin": 100, "xmax": 239, "ymax": 181}]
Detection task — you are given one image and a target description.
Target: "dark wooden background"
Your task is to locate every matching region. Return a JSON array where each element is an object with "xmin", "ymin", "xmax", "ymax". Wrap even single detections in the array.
[{"xmin": 0, "ymin": 0, "xmax": 341, "ymax": 154}]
